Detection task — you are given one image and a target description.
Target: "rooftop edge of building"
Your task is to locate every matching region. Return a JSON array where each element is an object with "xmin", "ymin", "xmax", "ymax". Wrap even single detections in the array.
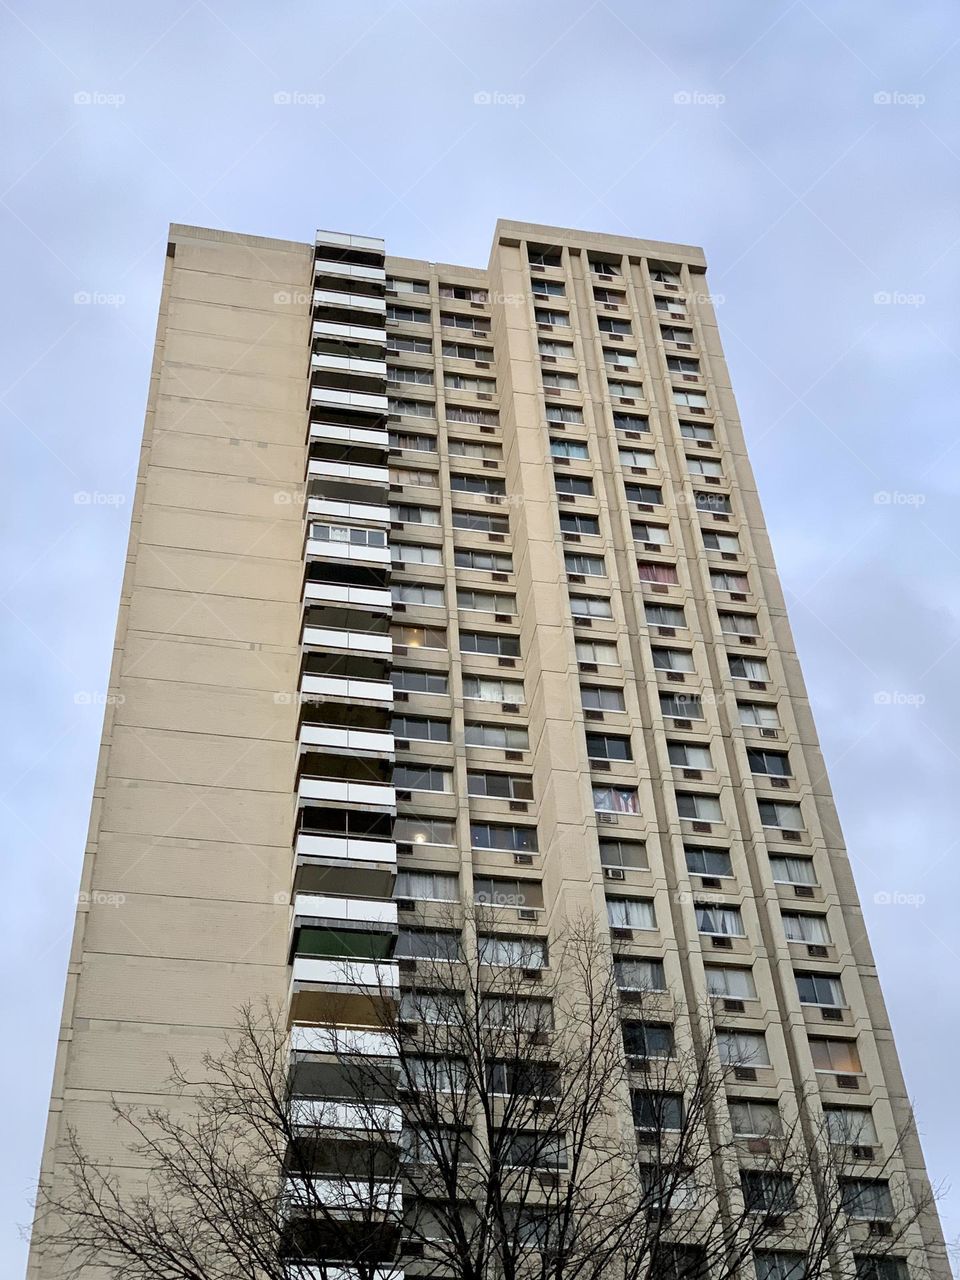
[{"xmin": 493, "ymin": 218, "xmax": 707, "ymax": 270}]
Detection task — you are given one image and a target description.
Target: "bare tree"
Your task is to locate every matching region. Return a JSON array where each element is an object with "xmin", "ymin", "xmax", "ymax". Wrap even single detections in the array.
[{"xmin": 33, "ymin": 914, "xmax": 938, "ymax": 1280}]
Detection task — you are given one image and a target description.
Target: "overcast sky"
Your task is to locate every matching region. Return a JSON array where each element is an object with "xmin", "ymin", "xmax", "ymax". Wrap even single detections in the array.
[{"xmin": 2, "ymin": 0, "xmax": 959, "ymax": 1272}]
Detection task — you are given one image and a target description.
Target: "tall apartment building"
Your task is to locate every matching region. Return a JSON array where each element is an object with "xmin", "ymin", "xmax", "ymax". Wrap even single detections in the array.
[{"xmin": 30, "ymin": 220, "xmax": 945, "ymax": 1279}]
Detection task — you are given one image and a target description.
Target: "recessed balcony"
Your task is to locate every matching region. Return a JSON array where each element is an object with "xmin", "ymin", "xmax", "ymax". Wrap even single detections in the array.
[
  {"xmin": 282, "ymin": 1173, "xmax": 402, "ymax": 1216},
  {"xmin": 290, "ymin": 953, "xmax": 399, "ymax": 1028},
  {"xmin": 307, "ymin": 457, "xmax": 389, "ymax": 487},
  {"xmin": 314, "ymin": 259, "xmax": 386, "ymax": 286},
  {"xmin": 309, "ymin": 419, "xmax": 389, "ymax": 449},
  {"xmin": 291, "ymin": 1024, "xmax": 397, "ymax": 1059},
  {"xmin": 294, "ymin": 832, "xmax": 396, "ymax": 900},
  {"xmin": 314, "ymin": 288, "xmax": 386, "ymax": 315},
  {"xmin": 300, "ymin": 673, "xmax": 394, "ymax": 704},
  {"xmin": 306, "ymin": 495, "xmax": 391, "ymax": 526},
  {"xmin": 297, "ymin": 775, "xmax": 395, "ymax": 810},
  {"xmin": 305, "ymin": 534, "xmax": 390, "ymax": 569},
  {"xmin": 316, "ymin": 227, "xmax": 384, "ymax": 259},
  {"xmin": 289, "ymin": 1096, "xmax": 403, "ymax": 1134},
  {"xmin": 313, "ymin": 317, "xmax": 387, "ymax": 346},
  {"xmin": 301, "ymin": 625, "xmax": 392, "ymax": 658},
  {"xmin": 299, "ymin": 722, "xmax": 394, "ymax": 759},
  {"xmin": 311, "ymin": 350, "xmax": 387, "ymax": 379},
  {"xmin": 309, "ymin": 385, "xmax": 389, "ymax": 415},
  {"xmin": 294, "ymin": 892, "xmax": 397, "ymax": 931}
]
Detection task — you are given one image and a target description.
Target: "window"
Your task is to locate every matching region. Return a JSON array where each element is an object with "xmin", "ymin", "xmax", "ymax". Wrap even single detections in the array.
[
  {"xmin": 694, "ymin": 490, "xmax": 731, "ymax": 513},
  {"xmin": 609, "ymin": 379, "xmax": 644, "ymax": 400},
  {"xmin": 401, "ymin": 1124, "xmax": 468, "ymax": 1165},
  {"xmin": 646, "ymin": 604, "xmax": 686, "ymax": 628},
  {"xmin": 587, "ymin": 732, "xmax": 633, "ymax": 761},
  {"xmin": 576, "ymin": 640, "xmax": 619, "ymax": 665},
  {"xmin": 566, "ymin": 553, "xmax": 606, "ymax": 576},
  {"xmin": 471, "ymin": 822, "xmax": 538, "ymax": 853},
  {"xmin": 407, "ymin": 1056, "xmax": 467, "ymax": 1092},
  {"xmin": 759, "ymin": 801, "xmax": 804, "ymax": 832},
  {"xmin": 479, "ymin": 934, "xmax": 547, "ymax": 969},
  {"xmin": 393, "ymin": 543, "xmax": 443, "ymax": 567},
  {"xmin": 711, "ymin": 570, "xmax": 749, "ymax": 594},
  {"xmin": 717, "ymin": 1030, "xmax": 770, "ymax": 1067},
  {"xmin": 397, "ymin": 929, "xmax": 460, "ymax": 961},
  {"xmin": 452, "ymin": 509, "xmax": 509, "ymax": 534},
  {"xmin": 591, "ymin": 258, "xmax": 622, "ymax": 276},
  {"xmin": 855, "ymin": 1262, "xmax": 908, "ymax": 1280},
  {"xmin": 730, "ymin": 656, "xmax": 770, "ymax": 681},
  {"xmin": 673, "ymin": 390, "xmax": 709, "ymax": 408},
  {"xmin": 542, "ymin": 371, "xmax": 579, "ymax": 390},
  {"xmin": 467, "ymin": 771, "xmax": 533, "ymax": 801},
  {"xmin": 825, "ymin": 1107, "xmax": 878, "ymax": 1145},
  {"xmin": 392, "ymin": 624, "xmax": 446, "ymax": 650},
  {"xmin": 614, "ymin": 412, "xmax": 650, "ymax": 433},
  {"xmin": 550, "ymin": 437, "xmax": 589, "ymax": 459},
  {"xmin": 637, "ymin": 561, "xmax": 679, "ymax": 585},
  {"xmin": 668, "ymin": 355, "xmax": 700, "ymax": 375},
  {"xmin": 632, "ymin": 521, "xmax": 670, "ymax": 544},
  {"xmin": 449, "ymin": 438, "xmax": 502, "ymax": 461},
  {"xmin": 393, "ymin": 715, "xmax": 450, "ymax": 743},
  {"xmin": 457, "ymin": 589, "xmax": 516, "ymax": 614},
  {"xmin": 594, "ymin": 786, "xmax": 640, "ymax": 814},
  {"xmin": 391, "ymin": 466, "xmax": 439, "ymax": 489},
  {"xmin": 741, "ymin": 1171, "xmax": 796, "ymax": 1215},
  {"xmin": 748, "ymin": 748, "xmax": 792, "ymax": 778},
  {"xmin": 486, "ymin": 1059, "xmax": 558, "ymax": 1097},
  {"xmin": 463, "ymin": 676, "xmax": 525, "ymax": 703},
  {"xmin": 652, "ymin": 647, "xmax": 695, "ymax": 672},
  {"xmin": 685, "ymin": 846, "xmax": 733, "ymax": 877},
  {"xmin": 570, "ymin": 594, "xmax": 613, "ymax": 619},
  {"xmin": 606, "ymin": 897, "xmax": 655, "ymax": 930},
  {"xmin": 660, "ymin": 692, "xmax": 703, "ymax": 719},
  {"xmin": 392, "ymin": 668, "xmax": 448, "ymax": 695},
  {"xmin": 599, "ymin": 839, "xmax": 647, "ymax": 869},
  {"xmin": 696, "ymin": 905, "xmax": 744, "ymax": 937},
  {"xmin": 676, "ymin": 793, "xmax": 723, "ymax": 822},
  {"xmin": 621, "ymin": 448, "xmax": 657, "ymax": 469},
  {"xmin": 389, "ymin": 365, "xmax": 434, "ymax": 385},
  {"xmin": 399, "ymin": 990, "xmax": 463, "ymax": 1023},
  {"xmin": 623, "ymin": 1021, "xmax": 674, "ymax": 1059},
  {"xmin": 532, "ymin": 279, "xmax": 566, "ymax": 298},
  {"xmin": 604, "ymin": 347, "xmax": 638, "ymax": 365},
  {"xmin": 546, "ymin": 403, "xmax": 583, "ymax": 424},
  {"xmin": 841, "ymin": 1179, "xmax": 894, "ymax": 1221},
  {"xmin": 661, "ymin": 326, "xmax": 695, "ymax": 344},
  {"xmin": 444, "ymin": 372, "xmax": 496, "ymax": 394},
  {"xmin": 598, "ymin": 316, "xmax": 632, "ymax": 335},
  {"xmin": 770, "ymin": 856, "xmax": 817, "ymax": 886},
  {"xmin": 755, "ymin": 1254, "xmax": 806, "ymax": 1280},
  {"xmin": 668, "ymin": 742, "xmax": 713, "ymax": 770},
  {"xmin": 719, "ymin": 611, "xmax": 759, "ymax": 636},
  {"xmin": 394, "ymin": 816, "xmax": 455, "ymax": 846},
  {"xmin": 464, "ymin": 722, "xmax": 529, "ymax": 750},
  {"xmin": 625, "ymin": 483, "xmax": 663, "ymax": 505},
  {"xmin": 440, "ymin": 283, "xmax": 488, "ymax": 303},
  {"xmin": 474, "ymin": 877, "xmax": 542, "ymax": 910},
  {"xmin": 655, "ymin": 296, "xmax": 686, "ymax": 317},
  {"xmin": 447, "ymin": 406, "xmax": 499, "ymax": 426},
  {"xmin": 651, "ymin": 269, "xmax": 681, "ymax": 286},
  {"xmin": 796, "ymin": 972, "xmax": 844, "ymax": 1007},
  {"xmin": 442, "ymin": 311, "xmax": 490, "ymax": 331},
  {"xmin": 455, "ymin": 549, "xmax": 514, "ymax": 572},
  {"xmin": 560, "ymin": 514, "xmax": 601, "ymax": 537},
  {"xmin": 499, "ymin": 1129, "xmax": 566, "ymax": 1169},
  {"xmin": 595, "ymin": 288, "xmax": 627, "ymax": 307},
  {"xmin": 389, "ymin": 334, "xmax": 432, "ymax": 354},
  {"xmin": 442, "ymin": 341, "xmax": 493, "ymax": 361},
  {"xmin": 680, "ymin": 420, "xmax": 715, "ymax": 442},
  {"xmin": 394, "ymin": 765, "xmax": 452, "ymax": 793},
  {"xmin": 309, "ymin": 522, "xmax": 387, "ymax": 548},
  {"xmin": 615, "ymin": 957, "xmax": 666, "ymax": 991},
  {"xmin": 632, "ymin": 1090, "xmax": 683, "ymax": 1130},
  {"xmin": 538, "ymin": 338, "xmax": 574, "ymax": 358},
  {"xmin": 729, "ymin": 1099, "xmax": 783, "ymax": 1138},
  {"xmin": 393, "ymin": 583, "xmax": 444, "ymax": 607},
  {"xmin": 739, "ymin": 702, "xmax": 781, "ymax": 729},
  {"xmin": 391, "ymin": 398, "xmax": 436, "ymax": 420},
  {"xmin": 555, "ymin": 474, "xmax": 594, "ymax": 496},
  {"xmin": 535, "ymin": 308, "xmax": 570, "ymax": 327},
  {"xmin": 809, "ymin": 1037, "xmax": 862, "ymax": 1074},
  {"xmin": 781, "ymin": 911, "xmax": 830, "ymax": 944},
  {"xmin": 482, "ymin": 995, "xmax": 553, "ymax": 1031},
  {"xmin": 392, "ymin": 503, "xmax": 440, "ymax": 526},
  {"xmin": 390, "ymin": 431, "xmax": 437, "ymax": 453},
  {"xmin": 705, "ymin": 966, "xmax": 757, "ymax": 999},
  {"xmin": 450, "ymin": 473, "xmax": 505, "ymax": 495},
  {"xmin": 581, "ymin": 685, "xmax": 626, "ymax": 712},
  {"xmin": 387, "ymin": 304, "xmax": 430, "ymax": 324},
  {"xmin": 705, "ymin": 532, "xmax": 741, "ymax": 554},
  {"xmin": 387, "ymin": 276, "xmax": 429, "ymax": 294},
  {"xmin": 395, "ymin": 870, "xmax": 459, "ymax": 901},
  {"xmin": 460, "ymin": 630, "xmax": 520, "ymax": 657}
]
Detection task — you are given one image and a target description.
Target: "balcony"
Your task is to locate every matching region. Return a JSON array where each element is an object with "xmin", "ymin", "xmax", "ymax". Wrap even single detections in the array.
[
  {"xmin": 290, "ymin": 954, "xmax": 400, "ymax": 1026},
  {"xmin": 316, "ymin": 228, "xmax": 385, "ymax": 259},
  {"xmin": 297, "ymin": 775, "xmax": 395, "ymax": 811},
  {"xmin": 282, "ymin": 1174, "xmax": 402, "ymax": 1216},
  {"xmin": 314, "ymin": 317, "xmax": 387, "ymax": 345},
  {"xmin": 311, "ymin": 350, "xmax": 387, "ymax": 379},
  {"xmin": 306, "ymin": 457, "xmax": 389, "ymax": 487},
  {"xmin": 303, "ymin": 579, "xmax": 392, "ymax": 612},
  {"xmin": 299, "ymin": 722, "xmax": 394, "ymax": 758},
  {"xmin": 290, "ymin": 1096, "xmax": 403, "ymax": 1134},
  {"xmin": 309, "ymin": 419, "xmax": 389, "ymax": 449},
  {"xmin": 306, "ymin": 495, "xmax": 390, "ymax": 526},
  {"xmin": 314, "ymin": 259, "xmax": 386, "ymax": 286},
  {"xmin": 294, "ymin": 831, "xmax": 396, "ymax": 900},
  {"xmin": 302, "ymin": 625, "xmax": 392, "ymax": 660},
  {"xmin": 314, "ymin": 288, "xmax": 386, "ymax": 316},
  {"xmin": 305, "ymin": 535, "xmax": 390, "ymax": 569},
  {"xmin": 291, "ymin": 1024, "xmax": 397, "ymax": 1058},
  {"xmin": 300, "ymin": 673, "xmax": 393, "ymax": 704},
  {"xmin": 309, "ymin": 385, "xmax": 389, "ymax": 416},
  {"xmin": 294, "ymin": 892, "xmax": 397, "ymax": 929}
]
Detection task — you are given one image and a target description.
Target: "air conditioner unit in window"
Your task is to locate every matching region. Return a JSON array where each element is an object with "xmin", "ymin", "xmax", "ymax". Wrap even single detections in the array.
[
  {"xmin": 723, "ymin": 998, "xmax": 745, "ymax": 1013},
  {"xmin": 822, "ymin": 1007, "xmax": 844, "ymax": 1022},
  {"xmin": 611, "ymin": 927, "xmax": 633, "ymax": 941},
  {"xmin": 711, "ymin": 935, "xmax": 733, "ymax": 949},
  {"xmin": 746, "ymin": 1137, "xmax": 771, "ymax": 1154},
  {"xmin": 807, "ymin": 943, "xmax": 828, "ymax": 958},
  {"xmin": 836, "ymin": 1074, "xmax": 860, "ymax": 1090},
  {"xmin": 512, "ymin": 854, "xmax": 535, "ymax": 869},
  {"xmin": 868, "ymin": 1222, "xmax": 892, "ymax": 1238},
  {"xmin": 851, "ymin": 1144, "xmax": 875, "ymax": 1161},
  {"xmin": 541, "ymin": 354, "xmax": 557, "ymax": 364},
  {"xmin": 505, "ymin": 749, "xmax": 524, "ymax": 762},
  {"xmin": 509, "ymin": 801, "xmax": 529, "ymax": 813},
  {"xmin": 398, "ymin": 958, "xmax": 417, "ymax": 973},
  {"xmin": 502, "ymin": 702, "xmax": 520, "ymax": 714},
  {"xmin": 682, "ymin": 767, "xmax": 702, "ymax": 780},
  {"xmin": 656, "ymin": 625, "xmax": 676, "ymax": 637},
  {"xmin": 476, "ymin": 360, "xmax": 491, "ymax": 369},
  {"xmin": 672, "ymin": 718, "xmax": 692, "ymax": 730},
  {"xmin": 579, "ymin": 662, "xmax": 598, "ymax": 674},
  {"xmin": 759, "ymin": 728, "xmax": 779, "ymax": 738},
  {"xmin": 771, "ymin": 777, "xmax": 791, "ymax": 789},
  {"xmin": 691, "ymin": 821, "xmax": 712, "ymax": 834},
  {"xmin": 396, "ymin": 790, "xmax": 412, "ymax": 802},
  {"xmin": 598, "ymin": 813, "xmax": 618, "ymax": 825},
  {"xmin": 584, "ymin": 708, "xmax": 603, "ymax": 721},
  {"xmin": 401, "ymin": 1240, "xmax": 425, "ymax": 1259},
  {"xmin": 794, "ymin": 885, "xmax": 815, "ymax": 898},
  {"xmin": 666, "ymin": 672, "xmax": 686, "ymax": 683},
  {"xmin": 398, "ymin": 1019, "xmax": 420, "ymax": 1035},
  {"xmin": 763, "ymin": 1215, "xmax": 785, "ymax": 1231},
  {"xmin": 394, "ymin": 690, "xmax": 409, "ymax": 702},
  {"xmin": 734, "ymin": 1066, "xmax": 757, "ymax": 1081},
  {"xmin": 592, "ymin": 759, "xmax": 611, "ymax": 772},
  {"xmin": 575, "ymin": 617, "xmax": 593, "ymax": 628},
  {"xmin": 604, "ymin": 867, "xmax": 626, "ymax": 881},
  {"xmin": 700, "ymin": 876, "xmax": 721, "ymax": 889},
  {"xmin": 522, "ymin": 968, "xmax": 543, "ymax": 982},
  {"xmin": 396, "ymin": 842, "xmax": 413, "ymax": 856},
  {"xmin": 782, "ymin": 830, "xmax": 802, "ymax": 843},
  {"xmin": 740, "ymin": 635, "xmax": 757, "ymax": 645},
  {"xmin": 636, "ymin": 1129, "xmax": 657, "ymax": 1145}
]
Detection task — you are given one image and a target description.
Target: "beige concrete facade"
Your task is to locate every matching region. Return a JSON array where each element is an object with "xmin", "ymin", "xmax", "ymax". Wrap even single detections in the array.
[{"xmin": 29, "ymin": 220, "xmax": 945, "ymax": 1279}]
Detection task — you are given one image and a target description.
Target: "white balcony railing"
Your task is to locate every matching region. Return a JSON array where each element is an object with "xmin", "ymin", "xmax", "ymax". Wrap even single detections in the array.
[
  {"xmin": 291, "ymin": 1024, "xmax": 397, "ymax": 1058},
  {"xmin": 306, "ymin": 496, "xmax": 390, "ymax": 525},
  {"xmin": 298, "ymin": 722, "xmax": 394, "ymax": 757},
  {"xmin": 290, "ymin": 1097, "xmax": 403, "ymax": 1133},
  {"xmin": 309, "ymin": 385, "xmax": 389, "ymax": 413},
  {"xmin": 314, "ymin": 259, "xmax": 386, "ymax": 284},
  {"xmin": 302, "ymin": 580, "xmax": 392, "ymax": 612},
  {"xmin": 299, "ymin": 675, "xmax": 393, "ymax": 706},
  {"xmin": 305, "ymin": 536, "xmax": 391, "ymax": 568},
  {"xmin": 297, "ymin": 776, "xmax": 396, "ymax": 809},
  {"xmin": 295, "ymin": 831, "xmax": 397, "ymax": 867},
  {"xmin": 282, "ymin": 1174, "xmax": 402, "ymax": 1215},
  {"xmin": 306, "ymin": 458, "xmax": 389, "ymax": 485},
  {"xmin": 294, "ymin": 893, "xmax": 397, "ymax": 928},
  {"xmin": 301, "ymin": 625, "xmax": 392, "ymax": 657},
  {"xmin": 313, "ymin": 318, "xmax": 387, "ymax": 345},
  {"xmin": 309, "ymin": 420, "xmax": 389, "ymax": 449},
  {"xmin": 311, "ymin": 351, "xmax": 387, "ymax": 378},
  {"xmin": 292, "ymin": 955, "xmax": 399, "ymax": 995},
  {"xmin": 314, "ymin": 288, "xmax": 387, "ymax": 315},
  {"xmin": 316, "ymin": 228, "xmax": 385, "ymax": 254}
]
